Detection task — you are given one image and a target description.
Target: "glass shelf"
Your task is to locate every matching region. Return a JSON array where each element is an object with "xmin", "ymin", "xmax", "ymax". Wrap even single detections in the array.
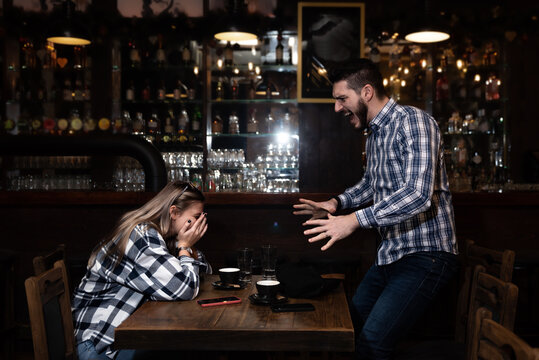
[{"xmin": 209, "ymin": 99, "xmax": 296, "ymax": 104}]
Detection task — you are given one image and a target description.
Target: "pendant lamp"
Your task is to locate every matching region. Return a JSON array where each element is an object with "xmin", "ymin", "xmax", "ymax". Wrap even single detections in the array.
[
  {"xmin": 404, "ymin": 0, "xmax": 449, "ymax": 44},
  {"xmin": 214, "ymin": 0, "xmax": 257, "ymax": 42},
  {"xmin": 47, "ymin": 0, "xmax": 91, "ymax": 46}
]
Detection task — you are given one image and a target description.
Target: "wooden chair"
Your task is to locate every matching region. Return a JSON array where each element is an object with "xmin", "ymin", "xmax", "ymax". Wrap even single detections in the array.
[
  {"xmin": 455, "ymin": 240, "xmax": 515, "ymax": 343},
  {"xmin": 465, "ymin": 266, "xmax": 520, "ymax": 357},
  {"xmin": 469, "ymin": 307, "xmax": 539, "ymax": 360},
  {"xmin": 33, "ymin": 244, "xmax": 66, "ymax": 276},
  {"xmin": 395, "ymin": 266, "xmax": 519, "ymax": 360},
  {"xmin": 25, "ymin": 259, "xmax": 77, "ymax": 360}
]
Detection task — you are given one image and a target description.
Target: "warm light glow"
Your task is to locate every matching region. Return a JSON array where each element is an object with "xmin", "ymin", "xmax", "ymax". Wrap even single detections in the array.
[
  {"xmin": 401, "ymin": 80, "xmax": 406, "ymax": 87},
  {"xmin": 474, "ymin": 74, "xmax": 481, "ymax": 82},
  {"xmin": 420, "ymin": 59, "xmax": 427, "ymax": 68},
  {"xmin": 497, "ymin": 80, "xmax": 501, "ymax": 86},
  {"xmin": 193, "ymin": 66, "xmax": 199, "ymax": 75},
  {"xmin": 383, "ymin": 78, "xmax": 389, "ymax": 86},
  {"xmin": 251, "ymin": 46, "xmax": 256, "ymax": 55},
  {"xmin": 456, "ymin": 59, "xmax": 464, "ymax": 69},
  {"xmin": 436, "ymin": 67, "xmax": 443, "ymax": 73},
  {"xmin": 404, "ymin": 67, "xmax": 409, "ymax": 75},
  {"xmin": 288, "ymin": 37, "xmax": 295, "ymax": 47},
  {"xmin": 405, "ymin": 31, "xmax": 450, "ymax": 44},
  {"xmin": 217, "ymin": 59, "xmax": 223, "ymax": 69},
  {"xmin": 234, "ymin": 68, "xmax": 240, "ymax": 74},
  {"xmin": 47, "ymin": 36, "xmax": 91, "ymax": 46},
  {"xmin": 248, "ymin": 62, "xmax": 254, "ymax": 71},
  {"xmin": 215, "ymin": 31, "xmax": 257, "ymax": 42},
  {"xmin": 255, "ymin": 66, "xmax": 260, "ymax": 75},
  {"xmin": 218, "ymin": 38, "xmax": 258, "ymax": 46}
]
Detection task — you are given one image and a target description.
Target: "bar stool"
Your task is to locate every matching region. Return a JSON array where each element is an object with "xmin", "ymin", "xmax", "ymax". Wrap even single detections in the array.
[{"xmin": 0, "ymin": 249, "xmax": 18, "ymax": 360}]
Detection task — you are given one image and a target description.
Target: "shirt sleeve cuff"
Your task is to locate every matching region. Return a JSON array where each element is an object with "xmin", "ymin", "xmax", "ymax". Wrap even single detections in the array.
[
  {"xmin": 355, "ymin": 207, "xmax": 378, "ymax": 228},
  {"xmin": 338, "ymin": 193, "xmax": 353, "ymax": 209}
]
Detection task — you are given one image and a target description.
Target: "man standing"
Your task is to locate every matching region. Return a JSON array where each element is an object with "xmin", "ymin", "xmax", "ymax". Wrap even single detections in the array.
[{"xmin": 293, "ymin": 59, "xmax": 458, "ymax": 359}]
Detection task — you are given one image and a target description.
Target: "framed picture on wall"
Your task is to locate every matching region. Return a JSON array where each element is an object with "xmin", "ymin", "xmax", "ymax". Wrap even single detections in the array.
[{"xmin": 297, "ymin": 2, "xmax": 365, "ymax": 103}]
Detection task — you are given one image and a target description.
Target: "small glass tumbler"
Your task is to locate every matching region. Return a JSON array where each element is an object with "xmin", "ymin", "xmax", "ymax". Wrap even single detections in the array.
[
  {"xmin": 261, "ymin": 244, "xmax": 277, "ymax": 280},
  {"xmin": 237, "ymin": 248, "xmax": 253, "ymax": 282}
]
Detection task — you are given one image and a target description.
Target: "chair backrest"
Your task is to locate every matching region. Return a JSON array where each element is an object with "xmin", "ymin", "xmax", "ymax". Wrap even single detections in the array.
[
  {"xmin": 33, "ymin": 244, "xmax": 66, "ymax": 276},
  {"xmin": 470, "ymin": 307, "xmax": 539, "ymax": 360},
  {"xmin": 455, "ymin": 239, "xmax": 515, "ymax": 343},
  {"xmin": 465, "ymin": 267, "xmax": 519, "ymax": 358},
  {"xmin": 25, "ymin": 259, "xmax": 77, "ymax": 360}
]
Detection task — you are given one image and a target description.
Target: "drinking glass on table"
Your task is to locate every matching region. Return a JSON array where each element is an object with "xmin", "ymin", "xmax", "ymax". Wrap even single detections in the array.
[
  {"xmin": 261, "ymin": 244, "xmax": 277, "ymax": 280},
  {"xmin": 237, "ymin": 247, "xmax": 253, "ymax": 282}
]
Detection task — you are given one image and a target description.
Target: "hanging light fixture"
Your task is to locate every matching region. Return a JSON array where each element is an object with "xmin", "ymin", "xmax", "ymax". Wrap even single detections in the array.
[
  {"xmin": 214, "ymin": 0, "xmax": 257, "ymax": 42},
  {"xmin": 404, "ymin": 0, "xmax": 450, "ymax": 44},
  {"xmin": 47, "ymin": 0, "xmax": 91, "ymax": 46}
]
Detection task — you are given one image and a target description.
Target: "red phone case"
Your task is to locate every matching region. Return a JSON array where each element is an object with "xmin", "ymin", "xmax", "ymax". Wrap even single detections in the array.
[{"xmin": 197, "ymin": 296, "xmax": 242, "ymax": 307}]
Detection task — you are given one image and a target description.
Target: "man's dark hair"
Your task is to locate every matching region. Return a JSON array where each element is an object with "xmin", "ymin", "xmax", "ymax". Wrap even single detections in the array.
[{"xmin": 328, "ymin": 58, "xmax": 387, "ymax": 98}]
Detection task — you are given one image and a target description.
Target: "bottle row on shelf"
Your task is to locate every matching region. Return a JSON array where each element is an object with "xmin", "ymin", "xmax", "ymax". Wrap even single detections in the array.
[
  {"xmin": 211, "ymin": 108, "xmax": 298, "ymax": 136},
  {"xmin": 440, "ymin": 108, "xmax": 504, "ymax": 136}
]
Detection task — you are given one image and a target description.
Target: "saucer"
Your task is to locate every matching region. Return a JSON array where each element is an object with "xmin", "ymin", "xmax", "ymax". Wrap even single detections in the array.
[
  {"xmin": 248, "ymin": 293, "xmax": 288, "ymax": 306},
  {"xmin": 212, "ymin": 280, "xmax": 248, "ymax": 290}
]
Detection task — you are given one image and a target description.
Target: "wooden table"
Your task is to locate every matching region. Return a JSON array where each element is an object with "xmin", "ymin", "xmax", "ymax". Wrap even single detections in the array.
[{"xmin": 114, "ymin": 275, "xmax": 354, "ymax": 352}]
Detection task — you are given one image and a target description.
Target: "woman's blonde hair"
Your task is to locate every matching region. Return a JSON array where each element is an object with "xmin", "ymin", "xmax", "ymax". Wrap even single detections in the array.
[{"xmin": 88, "ymin": 181, "xmax": 205, "ymax": 268}]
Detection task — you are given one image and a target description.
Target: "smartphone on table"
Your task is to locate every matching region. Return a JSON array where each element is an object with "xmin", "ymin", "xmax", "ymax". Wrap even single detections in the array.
[
  {"xmin": 197, "ymin": 296, "xmax": 242, "ymax": 307},
  {"xmin": 271, "ymin": 303, "xmax": 315, "ymax": 312}
]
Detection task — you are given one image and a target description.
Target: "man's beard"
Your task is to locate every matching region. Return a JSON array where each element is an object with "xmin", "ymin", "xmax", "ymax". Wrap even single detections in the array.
[{"xmin": 354, "ymin": 98, "xmax": 368, "ymax": 132}]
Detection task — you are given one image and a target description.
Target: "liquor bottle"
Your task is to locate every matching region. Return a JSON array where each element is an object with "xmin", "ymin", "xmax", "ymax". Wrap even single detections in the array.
[
  {"xmin": 275, "ymin": 31, "xmax": 284, "ymax": 65},
  {"xmin": 57, "ymin": 117, "xmax": 69, "ymax": 135},
  {"xmin": 414, "ymin": 73, "xmax": 424, "ymax": 101},
  {"xmin": 231, "ymin": 79, "xmax": 239, "ymax": 100},
  {"xmin": 141, "ymin": 79, "xmax": 151, "ymax": 101},
  {"xmin": 31, "ymin": 116, "xmax": 43, "ymax": 135},
  {"xmin": 264, "ymin": 111, "xmax": 275, "ymax": 133},
  {"xmin": 83, "ymin": 112, "xmax": 96, "ymax": 134},
  {"xmin": 435, "ymin": 74, "xmax": 449, "ymax": 101},
  {"xmin": 224, "ymin": 41, "xmax": 233, "ymax": 67},
  {"xmin": 248, "ymin": 79, "xmax": 256, "ymax": 100},
  {"xmin": 74, "ymin": 76, "xmax": 84, "ymax": 101},
  {"xmin": 282, "ymin": 111, "xmax": 291, "ymax": 133},
  {"xmin": 68, "ymin": 109, "xmax": 83, "ymax": 135},
  {"xmin": 112, "ymin": 114, "xmax": 122, "ymax": 135},
  {"xmin": 247, "ymin": 109, "xmax": 258, "ymax": 134},
  {"xmin": 126, "ymin": 80, "xmax": 135, "ymax": 101},
  {"xmin": 216, "ymin": 78, "xmax": 224, "ymax": 101},
  {"xmin": 212, "ymin": 113, "xmax": 223, "ymax": 134},
  {"xmin": 476, "ymin": 109, "xmax": 490, "ymax": 133},
  {"xmin": 182, "ymin": 42, "xmax": 192, "ymax": 66},
  {"xmin": 120, "ymin": 110, "xmax": 133, "ymax": 134},
  {"xmin": 63, "ymin": 78, "xmax": 73, "ymax": 101},
  {"xmin": 128, "ymin": 39, "xmax": 141, "ymax": 68},
  {"xmin": 162, "ymin": 115, "xmax": 175, "ymax": 144},
  {"xmin": 146, "ymin": 112, "xmax": 161, "ymax": 142},
  {"xmin": 191, "ymin": 106, "xmax": 201, "ymax": 133},
  {"xmin": 98, "ymin": 117, "xmax": 111, "ymax": 133},
  {"xmin": 173, "ymin": 79, "xmax": 187, "ymax": 100},
  {"xmin": 157, "ymin": 80, "xmax": 166, "ymax": 101},
  {"xmin": 155, "ymin": 34, "xmax": 166, "ymax": 67},
  {"xmin": 132, "ymin": 112, "xmax": 145, "ymax": 136},
  {"xmin": 43, "ymin": 116, "xmax": 56, "ymax": 135},
  {"xmin": 177, "ymin": 107, "xmax": 189, "ymax": 143},
  {"xmin": 17, "ymin": 111, "xmax": 30, "ymax": 135},
  {"xmin": 228, "ymin": 112, "xmax": 240, "ymax": 134}
]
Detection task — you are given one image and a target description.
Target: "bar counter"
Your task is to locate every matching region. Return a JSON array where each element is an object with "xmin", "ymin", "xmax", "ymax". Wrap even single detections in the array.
[{"xmin": 1, "ymin": 190, "xmax": 538, "ymax": 344}]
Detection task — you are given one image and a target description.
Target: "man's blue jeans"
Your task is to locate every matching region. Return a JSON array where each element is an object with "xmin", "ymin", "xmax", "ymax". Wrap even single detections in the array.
[{"xmin": 351, "ymin": 251, "xmax": 458, "ymax": 360}]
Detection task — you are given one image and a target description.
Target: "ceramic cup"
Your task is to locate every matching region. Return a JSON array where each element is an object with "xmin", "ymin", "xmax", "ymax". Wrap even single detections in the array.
[
  {"xmin": 256, "ymin": 279, "xmax": 280, "ymax": 299},
  {"xmin": 219, "ymin": 267, "xmax": 241, "ymax": 284}
]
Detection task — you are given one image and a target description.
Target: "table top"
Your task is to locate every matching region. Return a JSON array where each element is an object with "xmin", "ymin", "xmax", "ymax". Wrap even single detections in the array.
[{"xmin": 114, "ymin": 275, "xmax": 355, "ymax": 352}]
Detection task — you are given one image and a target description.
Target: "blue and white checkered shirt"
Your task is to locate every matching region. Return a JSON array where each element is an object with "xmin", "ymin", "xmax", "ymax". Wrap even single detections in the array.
[
  {"xmin": 338, "ymin": 98, "xmax": 457, "ymax": 265},
  {"xmin": 72, "ymin": 223, "xmax": 211, "ymax": 358}
]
